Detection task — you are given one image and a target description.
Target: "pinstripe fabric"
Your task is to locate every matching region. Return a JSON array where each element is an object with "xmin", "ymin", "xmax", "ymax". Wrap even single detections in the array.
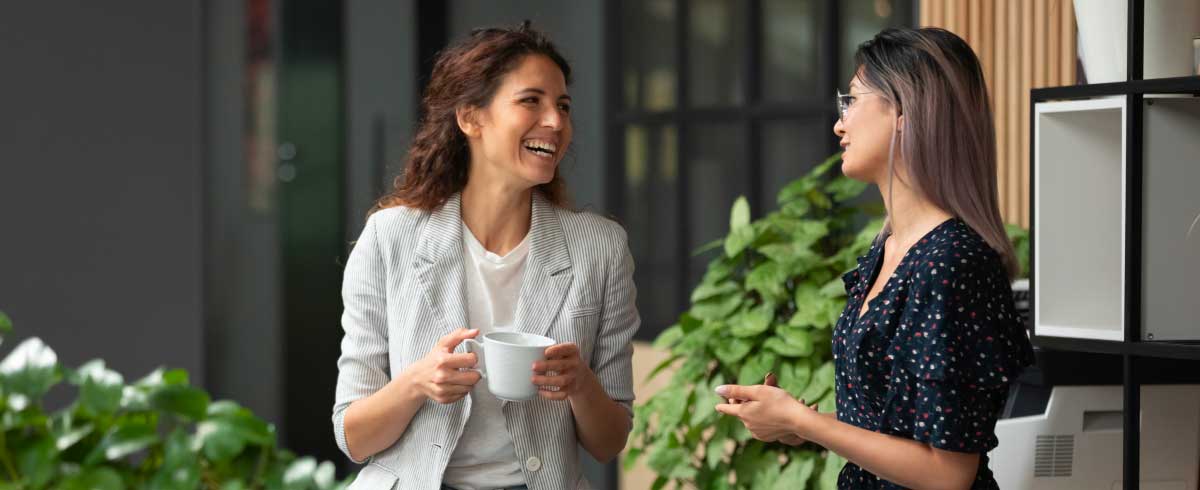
[{"xmin": 332, "ymin": 192, "xmax": 640, "ymax": 490}]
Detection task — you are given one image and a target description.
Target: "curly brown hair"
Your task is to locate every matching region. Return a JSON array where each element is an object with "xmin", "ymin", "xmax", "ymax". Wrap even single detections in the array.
[{"xmin": 371, "ymin": 21, "xmax": 572, "ymax": 214}]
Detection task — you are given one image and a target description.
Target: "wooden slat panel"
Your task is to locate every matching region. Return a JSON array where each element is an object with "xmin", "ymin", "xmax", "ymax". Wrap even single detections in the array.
[
  {"xmin": 1019, "ymin": 0, "xmax": 1034, "ymax": 225},
  {"xmin": 1008, "ymin": 0, "xmax": 1022, "ymax": 222},
  {"xmin": 1035, "ymin": 0, "xmax": 1047, "ymax": 88},
  {"xmin": 994, "ymin": 0, "xmax": 1009, "ymax": 222},
  {"xmin": 969, "ymin": 0, "xmax": 982, "ymax": 50},
  {"xmin": 1061, "ymin": 0, "xmax": 1076, "ymax": 85},
  {"xmin": 920, "ymin": 0, "xmax": 1079, "ymax": 228}
]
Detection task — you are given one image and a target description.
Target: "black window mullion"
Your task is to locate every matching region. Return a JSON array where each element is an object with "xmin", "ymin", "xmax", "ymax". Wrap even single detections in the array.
[
  {"xmin": 746, "ymin": 0, "xmax": 764, "ymax": 214},
  {"xmin": 605, "ymin": 0, "xmax": 624, "ymax": 219},
  {"xmin": 675, "ymin": 0, "xmax": 691, "ymax": 315},
  {"xmin": 822, "ymin": 0, "xmax": 842, "ymax": 156}
]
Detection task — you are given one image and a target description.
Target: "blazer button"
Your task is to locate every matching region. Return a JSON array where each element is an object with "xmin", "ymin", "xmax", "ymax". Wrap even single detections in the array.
[{"xmin": 525, "ymin": 456, "xmax": 542, "ymax": 472}]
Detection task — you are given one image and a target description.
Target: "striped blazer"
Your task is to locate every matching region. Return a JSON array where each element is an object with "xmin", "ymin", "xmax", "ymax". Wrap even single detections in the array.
[{"xmin": 332, "ymin": 192, "xmax": 640, "ymax": 490}]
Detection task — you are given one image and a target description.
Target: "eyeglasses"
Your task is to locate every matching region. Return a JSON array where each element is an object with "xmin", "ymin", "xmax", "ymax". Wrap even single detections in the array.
[{"xmin": 836, "ymin": 90, "xmax": 873, "ymax": 121}]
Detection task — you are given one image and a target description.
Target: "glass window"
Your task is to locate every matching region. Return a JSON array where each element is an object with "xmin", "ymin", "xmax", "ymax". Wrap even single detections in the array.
[
  {"xmin": 611, "ymin": 0, "xmax": 913, "ymax": 339},
  {"xmin": 622, "ymin": 0, "xmax": 678, "ymax": 111},
  {"xmin": 624, "ymin": 125, "xmax": 680, "ymax": 335},
  {"xmin": 762, "ymin": 0, "xmax": 821, "ymax": 102},
  {"xmin": 687, "ymin": 0, "xmax": 747, "ymax": 107}
]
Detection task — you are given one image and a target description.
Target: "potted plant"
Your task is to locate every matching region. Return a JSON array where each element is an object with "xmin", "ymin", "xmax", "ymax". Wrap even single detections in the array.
[
  {"xmin": 624, "ymin": 154, "xmax": 883, "ymax": 489},
  {"xmin": 0, "ymin": 310, "xmax": 353, "ymax": 490}
]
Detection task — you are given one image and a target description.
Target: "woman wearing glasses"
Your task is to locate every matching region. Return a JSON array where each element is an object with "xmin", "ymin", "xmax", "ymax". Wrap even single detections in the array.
[{"xmin": 715, "ymin": 27, "xmax": 1034, "ymax": 489}]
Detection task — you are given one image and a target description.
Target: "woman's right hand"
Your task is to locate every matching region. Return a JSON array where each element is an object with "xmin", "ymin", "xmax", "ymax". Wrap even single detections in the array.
[{"xmin": 407, "ymin": 328, "xmax": 483, "ymax": 404}]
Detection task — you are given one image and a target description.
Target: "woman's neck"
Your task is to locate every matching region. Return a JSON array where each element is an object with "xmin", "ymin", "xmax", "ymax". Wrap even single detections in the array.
[
  {"xmin": 460, "ymin": 166, "xmax": 533, "ymax": 256},
  {"xmin": 877, "ymin": 172, "xmax": 954, "ymax": 246}
]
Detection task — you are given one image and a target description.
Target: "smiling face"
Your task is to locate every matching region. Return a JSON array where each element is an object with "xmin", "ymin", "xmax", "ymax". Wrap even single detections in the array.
[
  {"xmin": 832, "ymin": 75, "xmax": 903, "ymax": 184},
  {"xmin": 460, "ymin": 54, "xmax": 573, "ymax": 189}
]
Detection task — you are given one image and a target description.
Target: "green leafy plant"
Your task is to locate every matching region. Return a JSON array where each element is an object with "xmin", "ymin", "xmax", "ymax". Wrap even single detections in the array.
[
  {"xmin": 1005, "ymin": 224, "xmax": 1030, "ymax": 279},
  {"xmin": 0, "ymin": 311, "xmax": 353, "ymax": 490},
  {"xmin": 625, "ymin": 154, "xmax": 883, "ymax": 490}
]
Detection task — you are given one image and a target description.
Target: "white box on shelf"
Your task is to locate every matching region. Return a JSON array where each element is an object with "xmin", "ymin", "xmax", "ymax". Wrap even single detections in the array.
[
  {"xmin": 1143, "ymin": 97, "xmax": 1200, "ymax": 341},
  {"xmin": 1034, "ymin": 97, "xmax": 1126, "ymax": 341}
]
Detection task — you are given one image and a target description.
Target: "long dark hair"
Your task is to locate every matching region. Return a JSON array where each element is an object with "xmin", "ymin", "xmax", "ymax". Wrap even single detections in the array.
[
  {"xmin": 855, "ymin": 27, "xmax": 1017, "ymax": 278},
  {"xmin": 371, "ymin": 22, "xmax": 572, "ymax": 214}
]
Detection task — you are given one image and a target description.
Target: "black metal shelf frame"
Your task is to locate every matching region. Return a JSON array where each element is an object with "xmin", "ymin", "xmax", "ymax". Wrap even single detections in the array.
[{"xmin": 1028, "ymin": 1, "xmax": 1200, "ymax": 487}]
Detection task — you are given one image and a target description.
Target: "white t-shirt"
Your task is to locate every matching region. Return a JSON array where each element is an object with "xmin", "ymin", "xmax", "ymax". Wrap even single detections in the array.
[{"xmin": 441, "ymin": 224, "xmax": 530, "ymax": 490}]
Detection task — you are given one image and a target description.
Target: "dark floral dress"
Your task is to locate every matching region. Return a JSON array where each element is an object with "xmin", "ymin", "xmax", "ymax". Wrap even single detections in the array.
[{"xmin": 831, "ymin": 218, "xmax": 1035, "ymax": 489}]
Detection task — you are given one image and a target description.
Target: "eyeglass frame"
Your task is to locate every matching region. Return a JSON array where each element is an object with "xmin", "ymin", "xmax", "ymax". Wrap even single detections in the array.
[{"xmin": 836, "ymin": 89, "xmax": 874, "ymax": 121}]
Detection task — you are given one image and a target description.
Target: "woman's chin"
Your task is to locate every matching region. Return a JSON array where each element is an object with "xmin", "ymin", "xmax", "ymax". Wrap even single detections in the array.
[{"xmin": 839, "ymin": 159, "xmax": 873, "ymax": 183}]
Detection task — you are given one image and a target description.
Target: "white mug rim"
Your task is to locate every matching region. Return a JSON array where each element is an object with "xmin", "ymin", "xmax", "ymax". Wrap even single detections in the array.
[{"xmin": 482, "ymin": 331, "xmax": 555, "ymax": 348}]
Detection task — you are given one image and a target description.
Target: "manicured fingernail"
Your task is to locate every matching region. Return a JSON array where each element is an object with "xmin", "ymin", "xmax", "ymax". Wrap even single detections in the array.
[{"xmin": 714, "ymin": 385, "xmax": 730, "ymax": 397}]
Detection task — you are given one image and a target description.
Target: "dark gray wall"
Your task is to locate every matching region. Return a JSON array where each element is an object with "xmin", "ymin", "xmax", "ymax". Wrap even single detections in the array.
[
  {"xmin": 449, "ymin": 0, "xmax": 609, "ymax": 213},
  {"xmin": 346, "ymin": 0, "xmax": 417, "ymax": 237},
  {"xmin": 0, "ymin": 2, "xmax": 205, "ymax": 387},
  {"xmin": 203, "ymin": 0, "xmax": 285, "ymax": 431}
]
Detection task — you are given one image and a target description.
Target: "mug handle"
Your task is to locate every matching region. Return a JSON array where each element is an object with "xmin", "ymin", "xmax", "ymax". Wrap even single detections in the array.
[{"xmin": 462, "ymin": 338, "xmax": 487, "ymax": 380}]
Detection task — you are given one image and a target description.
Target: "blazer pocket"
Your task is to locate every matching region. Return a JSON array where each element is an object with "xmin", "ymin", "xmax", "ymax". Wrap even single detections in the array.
[{"xmin": 566, "ymin": 305, "xmax": 601, "ymax": 318}]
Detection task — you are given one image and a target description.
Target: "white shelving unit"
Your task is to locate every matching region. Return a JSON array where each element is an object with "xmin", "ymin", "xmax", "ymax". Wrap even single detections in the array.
[
  {"xmin": 1142, "ymin": 97, "xmax": 1200, "ymax": 341},
  {"xmin": 1034, "ymin": 97, "xmax": 1127, "ymax": 341}
]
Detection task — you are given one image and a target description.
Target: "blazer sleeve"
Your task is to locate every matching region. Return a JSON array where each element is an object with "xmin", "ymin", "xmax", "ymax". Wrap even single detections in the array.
[
  {"xmin": 591, "ymin": 225, "xmax": 640, "ymax": 417},
  {"xmin": 331, "ymin": 215, "xmax": 391, "ymax": 463}
]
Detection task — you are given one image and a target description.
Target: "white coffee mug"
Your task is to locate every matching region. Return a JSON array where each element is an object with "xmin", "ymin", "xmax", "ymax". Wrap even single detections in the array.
[{"xmin": 463, "ymin": 331, "xmax": 556, "ymax": 402}]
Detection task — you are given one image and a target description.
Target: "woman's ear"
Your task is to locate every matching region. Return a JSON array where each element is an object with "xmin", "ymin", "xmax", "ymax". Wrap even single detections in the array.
[
  {"xmin": 456, "ymin": 106, "xmax": 481, "ymax": 138},
  {"xmin": 896, "ymin": 113, "xmax": 905, "ymax": 132}
]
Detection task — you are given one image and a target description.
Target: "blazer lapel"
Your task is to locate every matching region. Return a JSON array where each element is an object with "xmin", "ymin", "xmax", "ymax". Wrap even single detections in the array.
[
  {"xmin": 413, "ymin": 194, "xmax": 470, "ymax": 336},
  {"xmin": 513, "ymin": 192, "xmax": 573, "ymax": 341}
]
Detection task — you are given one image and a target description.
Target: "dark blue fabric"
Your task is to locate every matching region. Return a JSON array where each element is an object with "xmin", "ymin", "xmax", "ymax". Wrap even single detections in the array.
[{"xmin": 832, "ymin": 219, "xmax": 1035, "ymax": 489}]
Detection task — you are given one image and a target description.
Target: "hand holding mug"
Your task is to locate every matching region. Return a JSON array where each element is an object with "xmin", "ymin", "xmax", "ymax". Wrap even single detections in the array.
[
  {"xmin": 531, "ymin": 342, "xmax": 589, "ymax": 400},
  {"xmin": 409, "ymin": 328, "xmax": 482, "ymax": 404}
]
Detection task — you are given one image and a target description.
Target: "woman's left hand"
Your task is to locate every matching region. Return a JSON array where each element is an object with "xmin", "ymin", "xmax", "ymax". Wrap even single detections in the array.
[
  {"xmin": 714, "ymin": 384, "xmax": 815, "ymax": 443},
  {"xmin": 532, "ymin": 342, "xmax": 592, "ymax": 400}
]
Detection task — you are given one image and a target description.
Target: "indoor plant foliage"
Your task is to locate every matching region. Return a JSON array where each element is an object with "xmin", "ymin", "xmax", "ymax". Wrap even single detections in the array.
[
  {"xmin": 625, "ymin": 154, "xmax": 883, "ymax": 490},
  {"xmin": 0, "ymin": 310, "xmax": 352, "ymax": 490}
]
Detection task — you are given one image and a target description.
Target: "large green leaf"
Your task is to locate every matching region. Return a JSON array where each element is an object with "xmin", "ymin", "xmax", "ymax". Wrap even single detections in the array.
[
  {"xmin": 777, "ymin": 177, "xmax": 818, "ymax": 205},
  {"xmin": 149, "ymin": 428, "xmax": 201, "ymax": 490},
  {"xmin": 730, "ymin": 196, "xmax": 751, "ymax": 231},
  {"xmin": 54, "ymin": 422, "xmax": 94, "ymax": 452},
  {"xmin": 646, "ymin": 437, "xmax": 691, "ymax": 479},
  {"xmin": 75, "ymin": 360, "xmax": 125, "ymax": 416},
  {"xmin": 650, "ymin": 325, "xmax": 683, "ymax": 351},
  {"xmin": 817, "ymin": 453, "xmax": 847, "ymax": 490},
  {"xmin": 690, "ymin": 280, "xmax": 740, "ymax": 303},
  {"xmin": 779, "ymin": 451, "xmax": 818, "ymax": 487},
  {"xmin": 60, "ymin": 467, "xmax": 125, "ymax": 490},
  {"xmin": 712, "ymin": 338, "xmax": 753, "ymax": 365},
  {"xmin": 654, "ymin": 385, "xmax": 691, "ymax": 431},
  {"xmin": 150, "ymin": 384, "xmax": 210, "ymax": 421},
  {"xmin": 88, "ymin": 423, "xmax": 158, "ymax": 463},
  {"xmin": 0, "ymin": 337, "xmax": 60, "ymax": 410},
  {"xmin": 744, "ymin": 261, "xmax": 788, "ymax": 303},
  {"xmin": 780, "ymin": 359, "xmax": 814, "ymax": 397},
  {"xmin": 730, "ymin": 304, "xmax": 774, "ymax": 338},
  {"xmin": 723, "ymin": 223, "xmax": 757, "ymax": 258},
  {"xmin": 732, "ymin": 441, "xmax": 776, "ymax": 488},
  {"xmin": 827, "ymin": 176, "xmax": 869, "ymax": 202},
  {"xmin": 0, "ymin": 310, "xmax": 12, "ymax": 340},
  {"xmin": 736, "ymin": 352, "xmax": 778, "ymax": 386},
  {"xmin": 792, "ymin": 285, "xmax": 841, "ymax": 329},
  {"xmin": 764, "ymin": 336, "xmax": 811, "ymax": 358},
  {"xmin": 283, "ymin": 457, "xmax": 317, "ymax": 489},
  {"xmin": 799, "ymin": 361, "xmax": 836, "ymax": 403},
  {"xmin": 16, "ymin": 436, "xmax": 57, "ymax": 488},
  {"xmin": 690, "ymin": 294, "xmax": 743, "ymax": 322},
  {"xmin": 136, "ymin": 368, "xmax": 190, "ymax": 389}
]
